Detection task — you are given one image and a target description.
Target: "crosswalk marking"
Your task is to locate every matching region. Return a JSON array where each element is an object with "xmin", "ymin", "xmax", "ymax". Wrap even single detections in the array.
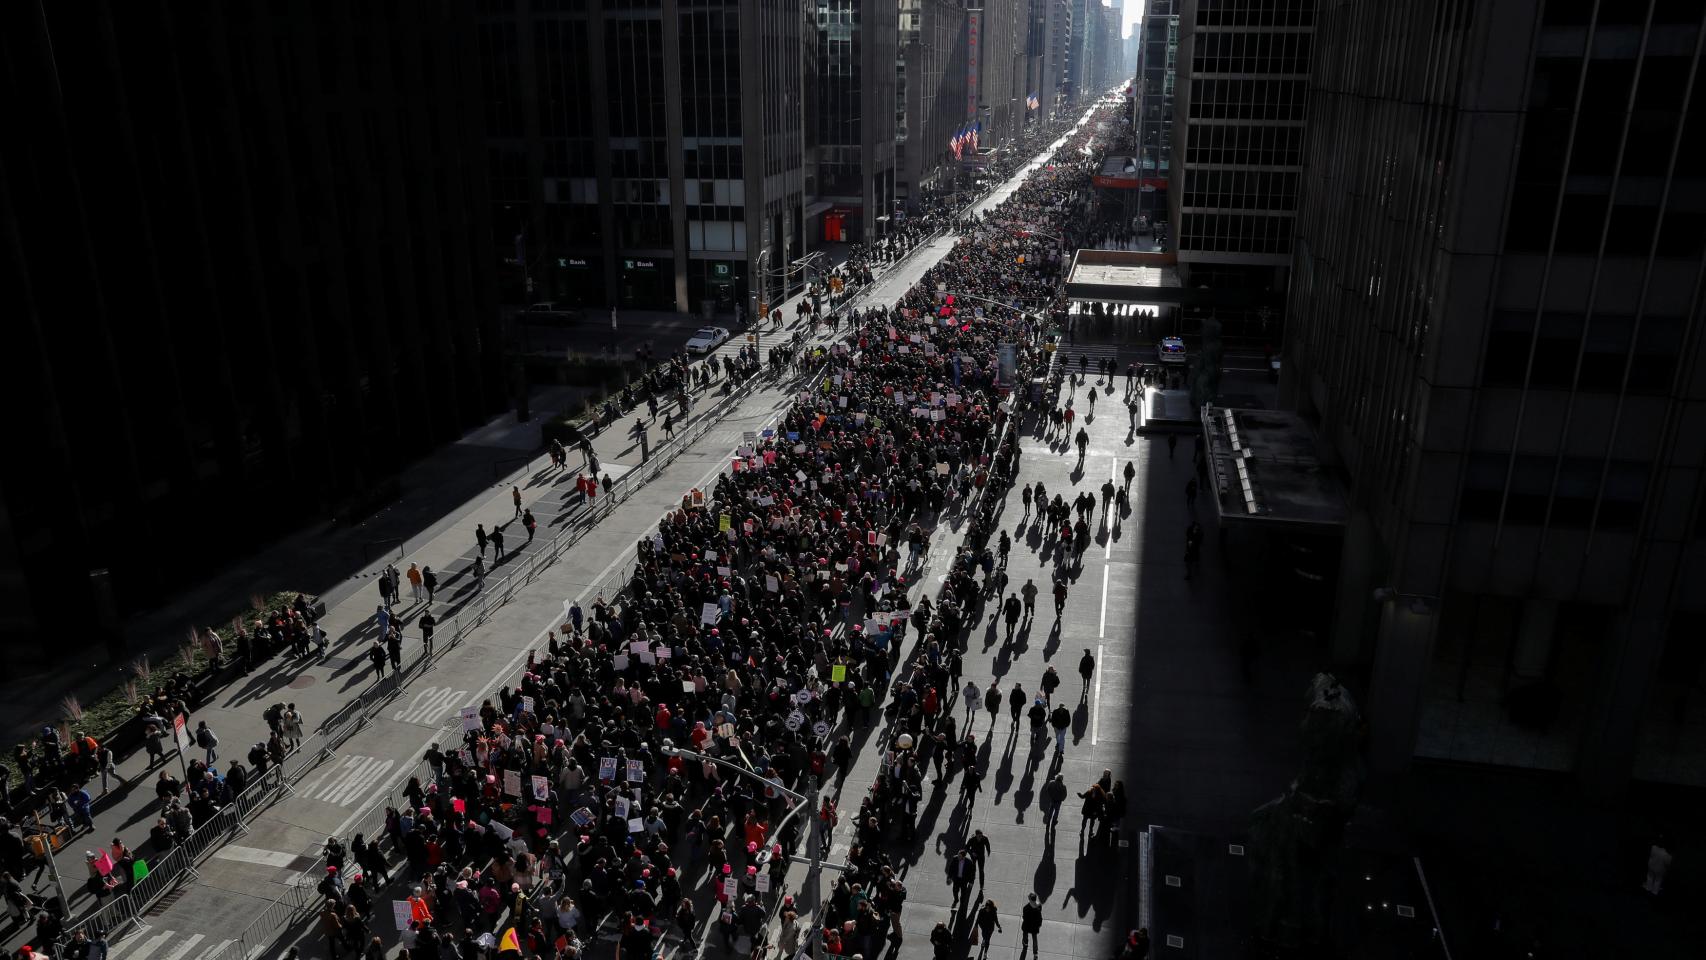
[
  {"xmin": 110, "ymin": 929, "xmax": 232, "ymax": 960},
  {"xmin": 159, "ymin": 934, "xmax": 205, "ymax": 960},
  {"xmin": 213, "ymin": 844, "xmax": 301, "ymax": 868},
  {"xmin": 296, "ymin": 755, "xmax": 396, "ymax": 807}
]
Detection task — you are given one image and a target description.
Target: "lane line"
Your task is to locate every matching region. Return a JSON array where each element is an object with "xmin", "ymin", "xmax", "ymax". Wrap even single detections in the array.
[
  {"xmin": 1091, "ymin": 642, "xmax": 1105, "ymax": 745},
  {"xmin": 1099, "ymin": 566, "xmax": 1110, "ymax": 638},
  {"xmin": 192, "ymin": 941, "xmax": 234, "ymax": 960}
]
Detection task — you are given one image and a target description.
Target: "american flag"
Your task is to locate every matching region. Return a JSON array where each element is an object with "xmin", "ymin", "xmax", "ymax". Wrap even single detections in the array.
[{"xmin": 1026, "ymin": 93, "xmax": 1040, "ymax": 110}]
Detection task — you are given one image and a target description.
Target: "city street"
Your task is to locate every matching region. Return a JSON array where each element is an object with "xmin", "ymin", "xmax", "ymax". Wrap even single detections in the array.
[{"xmin": 35, "ymin": 117, "xmax": 1120, "ymax": 960}]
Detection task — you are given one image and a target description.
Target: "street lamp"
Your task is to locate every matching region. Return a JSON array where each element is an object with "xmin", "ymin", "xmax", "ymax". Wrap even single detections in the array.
[{"xmin": 659, "ymin": 740, "xmax": 837, "ymax": 960}]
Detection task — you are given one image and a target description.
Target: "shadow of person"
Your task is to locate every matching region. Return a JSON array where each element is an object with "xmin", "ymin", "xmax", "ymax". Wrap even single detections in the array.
[{"xmin": 1071, "ymin": 701, "xmax": 1090, "ymax": 745}]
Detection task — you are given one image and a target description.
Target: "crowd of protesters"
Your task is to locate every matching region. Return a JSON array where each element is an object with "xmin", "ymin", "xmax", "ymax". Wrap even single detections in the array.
[
  {"xmin": 283, "ymin": 109, "xmax": 1128, "ymax": 960},
  {"xmin": 6, "ymin": 107, "xmax": 1130, "ymax": 960}
]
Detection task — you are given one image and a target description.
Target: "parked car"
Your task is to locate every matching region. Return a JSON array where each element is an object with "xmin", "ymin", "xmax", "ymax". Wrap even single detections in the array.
[{"xmin": 685, "ymin": 326, "xmax": 731, "ymax": 354}]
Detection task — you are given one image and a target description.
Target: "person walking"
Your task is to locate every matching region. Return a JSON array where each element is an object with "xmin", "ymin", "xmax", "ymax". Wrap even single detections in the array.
[
  {"xmin": 1041, "ymin": 775, "xmax": 1067, "ymax": 830},
  {"xmin": 419, "ymin": 610, "xmax": 436, "ymax": 657},
  {"xmin": 475, "ymin": 524, "xmax": 489, "ymax": 558},
  {"xmin": 1008, "ymin": 684, "xmax": 1027, "ymax": 728},
  {"xmin": 1053, "ymin": 579, "xmax": 1068, "ymax": 619},
  {"xmin": 962, "ymin": 680, "xmax": 980, "ymax": 727},
  {"xmin": 1002, "ymin": 593, "xmax": 1022, "ymax": 641},
  {"xmin": 984, "ymin": 682, "xmax": 1002, "ymax": 730},
  {"xmin": 1020, "ymin": 893, "xmax": 1043, "ymax": 959},
  {"xmin": 1021, "ymin": 579, "xmax": 1039, "ymax": 619},
  {"xmin": 523, "ymin": 509, "xmax": 537, "ymax": 544},
  {"xmin": 421, "ymin": 566, "xmax": 437, "ymax": 603},
  {"xmin": 1167, "ymin": 433, "xmax": 1178, "ymax": 459},
  {"xmin": 471, "ymin": 555, "xmax": 486, "ymax": 593},
  {"xmin": 512, "ymin": 485, "xmax": 523, "ymax": 518},
  {"xmin": 966, "ymin": 829, "xmax": 992, "ymax": 887},
  {"xmin": 406, "ymin": 563, "xmax": 423, "ymax": 602},
  {"xmin": 490, "ymin": 526, "xmax": 505, "ymax": 562},
  {"xmin": 368, "ymin": 641, "xmax": 387, "ymax": 680},
  {"xmin": 194, "ymin": 721, "xmax": 219, "ymax": 766},
  {"xmin": 1050, "ymin": 703, "xmax": 1071, "ymax": 753},
  {"xmin": 974, "ymin": 898, "xmax": 1002, "ymax": 959}
]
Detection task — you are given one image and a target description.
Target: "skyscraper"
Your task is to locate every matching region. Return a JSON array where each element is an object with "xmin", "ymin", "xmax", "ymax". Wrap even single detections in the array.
[
  {"xmin": 0, "ymin": 0, "xmax": 502, "ymax": 665},
  {"xmin": 1285, "ymin": 0, "xmax": 1706, "ymax": 793},
  {"xmin": 1168, "ymin": 0, "xmax": 1314, "ymax": 336},
  {"xmin": 897, "ymin": 0, "xmax": 971, "ymax": 205},
  {"xmin": 478, "ymin": 0, "xmax": 813, "ymax": 315}
]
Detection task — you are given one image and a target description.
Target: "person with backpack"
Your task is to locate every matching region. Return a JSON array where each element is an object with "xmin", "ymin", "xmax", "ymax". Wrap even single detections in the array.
[{"xmin": 194, "ymin": 721, "xmax": 219, "ymax": 766}]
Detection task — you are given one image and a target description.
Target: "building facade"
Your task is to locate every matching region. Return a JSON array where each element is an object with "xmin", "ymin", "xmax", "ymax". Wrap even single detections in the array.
[
  {"xmin": 0, "ymin": 0, "xmax": 503, "ymax": 666},
  {"xmin": 1136, "ymin": 0, "xmax": 1180, "ymax": 228},
  {"xmin": 897, "ymin": 0, "xmax": 971, "ymax": 206},
  {"xmin": 479, "ymin": 0, "xmax": 813, "ymax": 315},
  {"xmin": 1284, "ymin": 0, "xmax": 1706, "ymax": 792},
  {"xmin": 1168, "ymin": 0, "xmax": 1314, "ymax": 334},
  {"xmin": 813, "ymin": 0, "xmax": 899, "ymax": 245}
]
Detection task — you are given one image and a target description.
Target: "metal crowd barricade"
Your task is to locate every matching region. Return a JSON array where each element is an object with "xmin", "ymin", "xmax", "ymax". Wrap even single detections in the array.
[{"xmin": 57, "ymin": 761, "xmax": 291, "ymax": 951}]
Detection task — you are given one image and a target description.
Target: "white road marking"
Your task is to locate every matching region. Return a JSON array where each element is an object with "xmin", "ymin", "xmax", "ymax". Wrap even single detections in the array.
[
  {"xmin": 115, "ymin": 931, "xmax": 175, "ymax": 960},
  {"xmin": 1099, "ymin": 566, "xmax": 1110, "ymax": 638},
  {"xmin": 213, "ymin": 844, "xmax": 302, "ymax": 868},
  {"xmin": 159, "ymin": 934, "xmax": 205, "ymax": 960},
  {"xmin": 1091, "ymin": 642, "xmax": 1105, "ymax": 745},
  {"xmin": 305, "ymin": 755, "xmax": 396, "ymax": 808},
  {"xmin": 194, "ymin": 941, "xmax": 234, "ymax": 960},
  {"xmin": 390, "ymin": 685, "xmax": 469, "ymax": 725}
]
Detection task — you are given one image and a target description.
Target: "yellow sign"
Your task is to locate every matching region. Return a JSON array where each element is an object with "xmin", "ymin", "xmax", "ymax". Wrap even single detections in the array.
[{"xmin": 718, "ymin": 514, "xmax": 732, "ymax": 532}]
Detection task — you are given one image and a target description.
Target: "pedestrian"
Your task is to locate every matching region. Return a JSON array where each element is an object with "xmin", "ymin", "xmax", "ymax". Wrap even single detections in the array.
[
  {"xmin": 281, "ymin": 705, "xmax": 304, "ymax": 749},
  {"xmin": 1020, "ymin": 893, "xmax": 1043, "ymax": 958},
  {"xmin": 1124, "ymin": 460, "xmax": 1136, "ymax": 488},
  {"xmin": 512, "ymin": 485, "xmax": 523, "ymax": 518},
  {"xmin": 1050, "ymin": 704, "xmax": 1071, "ymax": 752},
  {"xmin": 193, "ymin": 721, "xmax": 219, "ymax": 765},
  {"xmin": 419, "ymin": 610, "xmax": 436, "ymax": 657},
  {"xmin": 406, "ymin": 563, "xmax": 423, "ymax": 601},
  {"xmin": 1041, "ymin": 774, "xmax": 1067, "ymax": 827},
  {"xmin": 523, "ymin": 509, "xmax": 537, "ymax": 544},
  {"xmin": 1645, "ymin": 836, "xmax": 1672, "ymax": 896},
  {"xmin": 475, "ymin": 524, "xmax": 488, "ymax": 558},
  {"xmin": 490, "ymin": 526, "xmax": 505, "ymax": 562},
  {"xmin": 421, "ymin": 566, "xmax": 437, "ymax": 603},
  {"xmin": 984, "ymin": 682, "xmax": 1002, "ymax": 728},
  {"xmin": 974, "ymin": 898, "xmax": 1002, "ymax": 959},
  {"xmin": 1002, "ymin": 593, "xmax": 1021, "ymax": 641},
  {"xmin": 1021, "ymin": 579, "xmax": 1038, "ymax": 618},
  {"xmin": 1078, "ymin": 647, "xmax": 1096, "ymax": 695},
  {"xmin": 962, "ymin": 680, "xmax": 980, "ymax": 726},
  {"xmin": 369, "ymin": 641, "xmax": 387, "ymax": 679},
  {"xmin": 966, "ymin": 829, "xmax": 992, "ymax": 886},
  {"xmin": 1053, "ymin": 579, "xmax": 1068, "ymax": 619},
  {"xmin": 1008, "ymin": 684, "xmax": 1027, "ymax": 728},
  {"xmin": 377, "ymin": 571, "xmax": 393, "ymax": 608},
  {"xmin": 1167, "ymin": 433, "xmax": 1178, "ymax": 459},
  {"xmin": 1185, "ymin": 478, "xmax": 1198, "ymax": 509}
]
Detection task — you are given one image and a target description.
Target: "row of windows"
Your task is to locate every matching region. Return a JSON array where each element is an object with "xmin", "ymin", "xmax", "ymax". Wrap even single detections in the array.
[
  {"xmin": 1191, "ymin": 30, "xmax": 1311, "ymax": 76},
  {"xmin": 1541, "ymin": 0, "xmax": 1706, "ymax": 26},
  {"xmin": 1189, "ymin": 79, "xmax": 1307, "ymax": 120},
  {"xmin": 1482, "ymin": 311, "xmax": 1686, "ymax": 391},
  {"xmin": 1460, "ymin": 454, "xmax": 1649, "ymax": 529},
  {"xmin": 683, "ymin": 145, "xmax": 745, "ymax": 179},
  {"xmin": 1193, "ymin": 0, "xmax": 1315, "ymax": 28},
  {"xmin": 1181, "ymin": 170, "xmax": 1298, "ymax": 210},
  {"xmin": 1504, "ymin": 188, "xmax": 1706, "ymax": 258},
  {"xmin": 687, "ymin": 220, "xmax": 749, "ymax": 252},
  {"xmin": 1178, "ymin": 212, "xmax": 1295, "ymax": 254},
  {"xmin": 1185, "ymin": 122, "xmax": 1304, "ymax": 167}
]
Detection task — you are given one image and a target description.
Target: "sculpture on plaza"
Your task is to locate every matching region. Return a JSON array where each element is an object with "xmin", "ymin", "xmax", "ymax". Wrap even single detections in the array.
[{"xmin": 1248, "ymin": 672, "xmax": 1365, "ymax": 950}]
